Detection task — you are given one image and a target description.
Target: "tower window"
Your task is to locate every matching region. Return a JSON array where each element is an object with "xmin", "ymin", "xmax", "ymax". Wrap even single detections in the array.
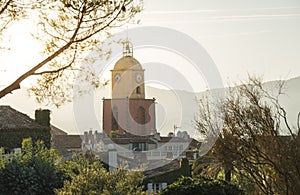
[
  {"xmin": 136, "ymin": 86, "xmax": 141, "ymax": 94},
  {"xmin": 111, "ymin": 106, "xmax": 118, "ymax": 130},
  {"xmin": 136, "ymin": 106, "xmax": 146, "ymax": 134},
  {"xmin": 137, "ymin": 106, "xmax": 146, "ymax": 125}
]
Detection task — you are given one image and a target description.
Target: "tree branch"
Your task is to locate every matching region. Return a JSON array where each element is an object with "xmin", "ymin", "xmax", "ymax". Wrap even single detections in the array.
[
  {"xmin": 33, "ymin": 46, "xmax": 77, "ymax": 75},
  {"xmin": 280, "ymin": 107, "xmax": 296, "ymax": 140},
  {"xmin": 0, "ymin": 0, "xmax": 138, "ymax": 100},
  {"xmin": 0, "ymin": 3, "xmax": 85, "ymax": 99},
  {"xmin": 0, "ymin": 0, "xmax": 11, "ymax": 15}
]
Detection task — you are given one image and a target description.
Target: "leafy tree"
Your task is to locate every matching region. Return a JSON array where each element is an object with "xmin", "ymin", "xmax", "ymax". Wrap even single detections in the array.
[
  {"xmin": 0, "ymin": 0, "xmax": 27, "ymax": 40},
  {"xmin": 56, "ymin": 154, "xmax": 145, "ymax": 195},
  {"xmin": 192, "ymin": 153, "xmax": 254, "ymax": 195},
  {"xmin": 0, "ymin": 140, "xmax": 145, "ymax": 194},
  {"xmin": 0, "ymin": 138, "xmax": 64, "ymax": 194},
  {"xmin": 192, "ymin": 131, "xmax": 238, "ymax": 182},
  {"xmin": 160, "ymin": 176, "xmax": 244, "ymax": 195},
  {"xmin": 195, "ymin": 77, "xmax": 300, "ymax": 194},
  {"xmin": 0, "ymin": 0, "xmax": 143, "ymax": 106}
]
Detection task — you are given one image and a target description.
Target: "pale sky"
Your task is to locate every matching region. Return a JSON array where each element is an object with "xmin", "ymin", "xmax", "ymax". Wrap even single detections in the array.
[
  {"xmin": 134, "ymin": 0, "xmax": 300, "ymax": 84},
  {"xmin": 1, "ymin": 0, "xmax": 300, "ymax": 87}
]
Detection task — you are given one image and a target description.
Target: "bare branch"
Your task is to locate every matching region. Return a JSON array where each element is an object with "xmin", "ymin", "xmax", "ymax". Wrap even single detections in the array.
[
  {"xmin": 33, "ymin": 47, "xmax": 77, "ymax": 76},
  {"xmin": 0, "ymin": 0, "xmax": 141, "ymax": 101},
  {"xmin": 0, "ymin": 0, "xmax": 11, "ymax": 15}
]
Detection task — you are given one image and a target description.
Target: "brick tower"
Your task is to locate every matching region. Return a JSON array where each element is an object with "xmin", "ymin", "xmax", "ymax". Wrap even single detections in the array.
[{"xmin": 103, "ymin": 40, "xmax": 156, "ymax": 136}]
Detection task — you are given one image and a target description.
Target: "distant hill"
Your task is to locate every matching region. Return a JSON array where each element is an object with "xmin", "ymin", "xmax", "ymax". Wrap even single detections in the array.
[{"xmin": 1, "ymin": 76, "xmax": 300, "ymax": 137}]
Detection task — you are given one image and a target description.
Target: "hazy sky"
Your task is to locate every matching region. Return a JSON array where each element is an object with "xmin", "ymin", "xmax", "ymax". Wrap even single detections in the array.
[
  {"xmin": 1, "ymin": 0, "xmax": 300, "ymax": 87},
  {"xmin": 134, "ymin": 0, "xmax": 300, "ymax": 83}
]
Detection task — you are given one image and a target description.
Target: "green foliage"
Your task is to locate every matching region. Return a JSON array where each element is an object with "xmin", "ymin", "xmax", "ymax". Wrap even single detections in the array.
[
  {"xmin": 160, "ymin": 176, "xmax": 244, "ymax": 195},
  {"xmin": 0, "ymin": 127, "xmax": 51, "ymax": 149},
  {"xmin": 230, "ymin": 172, "xmax": 255, "ymax": 195},
  {"xmin": 180, "ymin": 158, "xmax": 190, "ymax": 176},
  {"xmin": 57, "ymin": 156, "xmax": 107, "ymax": 195},
  {"xmin": 104, "ymin": 169, "xmax": 144, "ymax": 195},
  {"xmin": 108, "ymin": 130, "xmax": 119, "ymax": 138},
  {"xmin": 56, "ymin": 155, "xmax": 144, "ymax": 195},
  {"xmin": 35, "ymin": 109, "xmax": 51, "ymax": 126},
  {"xmin": 0, "ymin": 138, "xmax": 64, "ymax": 195},
  {"xmin": 0, "ymin": 138, "xmax": 145, "ymax": 195}
]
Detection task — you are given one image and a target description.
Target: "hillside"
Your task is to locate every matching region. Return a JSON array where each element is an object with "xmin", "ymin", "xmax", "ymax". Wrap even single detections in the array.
[{"xmin": 0, "ymin": 76, "xmax": 299, "ymax": 136}]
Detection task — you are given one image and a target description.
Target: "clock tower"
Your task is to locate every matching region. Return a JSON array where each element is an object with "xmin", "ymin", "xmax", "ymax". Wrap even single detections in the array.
[
  {"xmin": 103, "ymin": 40, "xmax": 156, "ymax": 136},
  {"xmin": 111, "ymin": 40, "xmax": 145, "ymax": 99}
]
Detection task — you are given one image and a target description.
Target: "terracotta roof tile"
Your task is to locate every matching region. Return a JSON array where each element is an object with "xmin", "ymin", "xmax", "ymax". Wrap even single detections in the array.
[
  {"xmin": 52, "ymin": 135, "xmax": 82, "ymax": 148},
  {"xmin": 51, "ymin": 125, "xmax": 67, "ymax": 135},
  {"xmin": 144, "ymin": 159, "xmax": 181, "ymax": 178},
  {"xmin": 0, "ymin": 105, "xmax": 45, "ymax": 130}
]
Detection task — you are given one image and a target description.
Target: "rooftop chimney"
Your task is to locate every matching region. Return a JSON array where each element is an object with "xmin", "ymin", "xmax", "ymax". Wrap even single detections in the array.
[{"xmin": 35, "ymin": 109, "xmax": 51, "ymax": 127}]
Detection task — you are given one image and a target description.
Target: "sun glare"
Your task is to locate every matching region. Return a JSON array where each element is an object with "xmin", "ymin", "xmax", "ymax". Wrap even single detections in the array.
[{"xmin": 0, "ymin": 19, "xmax": 42, "ymax": 86}]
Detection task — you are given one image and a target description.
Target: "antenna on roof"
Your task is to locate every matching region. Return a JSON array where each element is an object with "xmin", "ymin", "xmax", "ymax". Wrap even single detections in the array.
[{"xmin": 174, "ymin": 125, "xmax": 181, "ymax": 136}]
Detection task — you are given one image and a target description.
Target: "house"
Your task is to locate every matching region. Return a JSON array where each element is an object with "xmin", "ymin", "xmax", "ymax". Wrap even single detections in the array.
[
  {"xmin": 51, "ymin": 124, "xmax": 68, "ymax": 136},
  {"xmin": 50, "ymin": 124, "xmax": 82, "ymax": 157},
  {"xmin": 82, "ymin": 130, "xmax": 198, "ymax": 194},
  {"xmin": 0, "ymin": 105, "xmax": 51, "ymax": 150},
  {"xmin": 82, "ymin": 131, "xmax": 199, "ymax": 163},
  {"xmin": 52, "ymin": 134, "xmax": 82, "ymax": 159},
  {"xmin": 144, "ymin": 158, "xmax": 190, "ymax": 194},
  {"xmin": 0, "ymin": 105, "xmax": 82, "ymax": 158}
]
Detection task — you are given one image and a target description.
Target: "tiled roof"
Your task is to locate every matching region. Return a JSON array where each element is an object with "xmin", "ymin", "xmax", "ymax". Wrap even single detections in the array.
[
  {"xmin": 0, "ymin": 105, "xmax": 45, "ymax": 130},
  {"xmin": 144, "ymin": 159, "xmax": 181, "ymax": 178},
  {"xmin": 100, "ymin": 135, "xmax": 200, "ymax": 148},
  {"xmin": 114, "ymin": 56, "xmax": 142, "ymax": 70},
  {"xmin": 189, "ymin": 138, "xmax": 201, "ymax": 148},
  {"xmin": 159, "ymin": 136, "xmax": 192, "ymax": 143},
  {"xmin": 52, "ymin": 135, "xmax": 82, "ymax": 149},
  {"xmin": 51, "ymin": 125, "xmax": 67, "ymax": 136},
  {"xmin": 112, "ymin": 137, "xmax": 157, "ymax": 144}
]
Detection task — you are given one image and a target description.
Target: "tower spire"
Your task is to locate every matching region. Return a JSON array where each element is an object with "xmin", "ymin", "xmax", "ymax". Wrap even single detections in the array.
[{"xmin": 123, "ymin": 27, "xmax": 133, "ymax": 57}]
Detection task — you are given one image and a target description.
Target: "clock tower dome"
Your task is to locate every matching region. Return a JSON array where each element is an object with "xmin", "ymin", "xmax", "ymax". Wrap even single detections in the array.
[{"xmin": 111, "ymin": 40, "xmax": 145, "ymax": 99}]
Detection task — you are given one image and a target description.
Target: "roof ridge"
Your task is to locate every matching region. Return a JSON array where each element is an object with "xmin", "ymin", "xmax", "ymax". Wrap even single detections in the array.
[{"xmin": 0, "ymin": 105, "xmax": 47, "ymax": 130}]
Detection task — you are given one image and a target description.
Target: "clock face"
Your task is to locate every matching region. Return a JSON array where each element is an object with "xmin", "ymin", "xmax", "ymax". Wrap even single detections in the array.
[
  {"xmin": 114, "ymin": 73, "xmax": 121, "ymax": 82},
  {"xmin": 136, "ymin": 73, "xmax": 142, "ymax": 83}
]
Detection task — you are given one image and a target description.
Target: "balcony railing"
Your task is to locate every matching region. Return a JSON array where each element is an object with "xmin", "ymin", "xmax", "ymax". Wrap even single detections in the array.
[{"xmin": 116, "ymin": 150, "xmax": 186, "ymax": 160}]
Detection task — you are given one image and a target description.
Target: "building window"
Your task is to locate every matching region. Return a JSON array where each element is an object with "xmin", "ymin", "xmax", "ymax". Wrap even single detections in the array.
[
  {"xmin": 155, "ymin": 183, "xmax": 160, "ymax": 193},
  {"xmin": 111, "ymin": 106, "xmax": 118, "ymax": 130},
  {"xmin": 132, "ymin": 142, "xmax": 146, "ymax": 151},
  {"xmin": 136, "ymin": 86, "xmax": 141, "ymax": 94},
  {"xmin": 137, "ymin": 106, "xmax": 146, "ymax": 124},
  {"xmin": 136, "ymin": 106, "xmax": 146, "ymax": 134},
  {"xmin": 147, "ymin": 183, "xmax": 167, "ymax": 194}
]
